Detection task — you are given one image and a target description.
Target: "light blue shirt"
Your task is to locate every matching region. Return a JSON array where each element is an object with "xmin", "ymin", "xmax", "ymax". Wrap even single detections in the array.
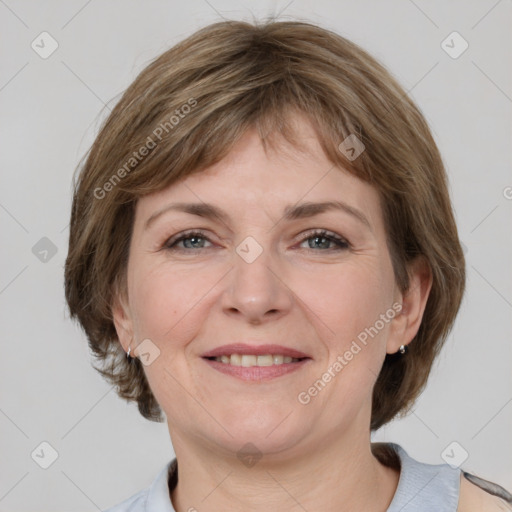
[{"xmin": 104, "ymin": 442, "xmax": 464, "ymax": 511}]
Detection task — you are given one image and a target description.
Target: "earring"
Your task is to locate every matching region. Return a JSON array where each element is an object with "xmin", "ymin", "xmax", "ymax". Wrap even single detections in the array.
[
  {"xmin": 399, "ymin": 344, "xmax": 407, "ymax": 355},
  {"xmin": 126, "ymin": 346, "xmax": 133, "ymax": 361}
]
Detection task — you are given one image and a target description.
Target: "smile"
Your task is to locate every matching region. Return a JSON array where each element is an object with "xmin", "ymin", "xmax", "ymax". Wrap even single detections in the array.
[
  {"xmin": 209, "ymin": 354, "xmax": 303, "ymax": 366},
  {"xmin": 201, "ymin": 343, "xmax": 312, "ymax": 381},
  {"xmin": 202, "ymin": 355, "xmax": 311, "ymax": 381}
]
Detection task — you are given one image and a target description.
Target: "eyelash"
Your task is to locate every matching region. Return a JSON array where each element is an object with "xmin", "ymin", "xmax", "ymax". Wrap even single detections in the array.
[{"xmin": 163, "ymin": 229, "xmax": 350, "ymax": 253}]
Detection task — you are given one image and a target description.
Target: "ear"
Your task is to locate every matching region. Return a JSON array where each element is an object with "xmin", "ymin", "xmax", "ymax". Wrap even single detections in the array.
[
  {"xmin": 386, "ymin": 256, "xmax": 433, "ymax": 354},
  {"xmin": 111, "ymin": 279, "xmax": 134, "ymax": 355}
]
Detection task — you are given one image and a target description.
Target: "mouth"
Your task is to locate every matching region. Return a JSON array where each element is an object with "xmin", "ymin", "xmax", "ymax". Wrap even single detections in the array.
[
  {"xmin": 201, "ymin": 344, "xmax": 312, "ymax": 381},
  {"xmin": 205, "ymin": 354, "xmax": 305, "ymax": 366}
]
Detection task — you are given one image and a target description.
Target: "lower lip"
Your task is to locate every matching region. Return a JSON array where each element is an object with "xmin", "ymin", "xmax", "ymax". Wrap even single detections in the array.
[{"xmin": 202, "ymin": 358, "xmax": 311, "ymax": 381}]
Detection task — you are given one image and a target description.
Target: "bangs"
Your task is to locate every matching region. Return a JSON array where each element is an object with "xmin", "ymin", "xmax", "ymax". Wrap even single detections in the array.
[{"xmin": 108, "ymin": 81, "xmax": 364, "ymax": 202}]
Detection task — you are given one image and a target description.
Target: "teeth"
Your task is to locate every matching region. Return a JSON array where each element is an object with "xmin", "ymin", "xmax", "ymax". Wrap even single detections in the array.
[
  {"xmin": 230, "ymin": 354, "xmax": 242, "ymax": 366},
  {"xmin": 256, "ymin": 355, "xmax": 273, "ymax": 366},
  {"xmin": 241, "ymin": 355, "xmax": 256, "ymax": 367},
  {"xmin": 213, "ymin": 354, "xmax": 302, "ymax": 366}
]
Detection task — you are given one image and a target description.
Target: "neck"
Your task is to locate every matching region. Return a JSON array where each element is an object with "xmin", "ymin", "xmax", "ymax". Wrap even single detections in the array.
[{"xmin": 168, "ymin": 425, "xmax": 399, "ymax": 512}]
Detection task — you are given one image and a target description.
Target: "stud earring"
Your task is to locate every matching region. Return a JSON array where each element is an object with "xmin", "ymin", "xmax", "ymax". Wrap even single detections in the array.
[{"xmin": 399, "ymin": 344, "xmax": 407, "ymax": 355}]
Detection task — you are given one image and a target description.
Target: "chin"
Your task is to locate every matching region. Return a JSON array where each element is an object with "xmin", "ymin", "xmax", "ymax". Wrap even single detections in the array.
[{"xmin": 213, "ymin": 410, "xmax": 307, "ymax": 456}]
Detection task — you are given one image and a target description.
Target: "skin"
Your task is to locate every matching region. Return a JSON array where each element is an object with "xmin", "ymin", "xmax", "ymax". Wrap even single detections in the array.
[
  {"xmin": 458, "ymin": 473, "xmax": 512, "ymax": 512},
  {"xmin": 113, "ymin": 113, "xmax": 433, "ymax": 511}
]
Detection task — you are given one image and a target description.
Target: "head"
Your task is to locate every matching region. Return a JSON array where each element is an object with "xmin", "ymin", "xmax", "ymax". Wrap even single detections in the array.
[{"xmin": 64, "ymin": 19, "xmax": 465, "ymax": 455}]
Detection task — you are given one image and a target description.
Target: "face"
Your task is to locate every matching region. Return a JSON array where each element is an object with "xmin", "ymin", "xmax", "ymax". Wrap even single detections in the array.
[{"xmin": 114, "ymin": 115, "xmax": 414, "ymax": 460}]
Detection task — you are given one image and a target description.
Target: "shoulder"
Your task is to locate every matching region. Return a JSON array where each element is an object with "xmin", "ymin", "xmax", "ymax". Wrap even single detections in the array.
[
  {"xmin": 103, "ymin": 489, "xmax": 147, "ymax": 512},
  {"xmin": 103, "ymin": 459, "xmax": 176, "ymax": 511},
  {"xmin": 457, "ymin": 472, "xmax": 512, "ymax": 512}
]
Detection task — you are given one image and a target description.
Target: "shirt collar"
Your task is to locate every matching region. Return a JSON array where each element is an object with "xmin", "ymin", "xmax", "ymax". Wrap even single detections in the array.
[{"xmin": 145, "ymin": 458, "xmax": 177, "ymax": 511}]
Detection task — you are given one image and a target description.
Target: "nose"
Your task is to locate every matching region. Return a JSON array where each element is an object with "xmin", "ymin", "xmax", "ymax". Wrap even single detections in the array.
[{"xmin": 220, "ymin": 242, "xmax": 293, "ymax": 325}]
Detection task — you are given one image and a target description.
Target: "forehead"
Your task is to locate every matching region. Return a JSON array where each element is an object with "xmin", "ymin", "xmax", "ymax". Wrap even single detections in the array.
[{"xmin": 134, "ymin": 116, "xmax": 383, "ymax": 232}]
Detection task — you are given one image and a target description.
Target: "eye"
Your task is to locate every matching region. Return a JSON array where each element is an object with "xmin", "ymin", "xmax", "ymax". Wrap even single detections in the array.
[
  {"xmin": 163, "ymin": 229, "xmax": 350, "ymax": 253},
  {"xmin": 298, "ymin": 229, "xmax": 350, "ymax": 251},
  {"xmin": 164, "ymin": 230, "xmax": 213, "ymax": 251}
]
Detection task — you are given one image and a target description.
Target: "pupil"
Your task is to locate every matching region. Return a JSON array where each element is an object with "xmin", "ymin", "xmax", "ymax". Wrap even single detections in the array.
[
  {"xmin": 186, "ymin": 236, "xmax": 202, "ymax": 248},
  {"xmin": 312, "ymin": 236, "xmax": 327, "ymax": 249}
]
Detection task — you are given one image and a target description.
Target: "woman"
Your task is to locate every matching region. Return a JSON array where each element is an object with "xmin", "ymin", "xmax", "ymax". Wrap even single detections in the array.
[{"xmin": 64, "ymin": 18, "xmax": 512, "ymax": 511}]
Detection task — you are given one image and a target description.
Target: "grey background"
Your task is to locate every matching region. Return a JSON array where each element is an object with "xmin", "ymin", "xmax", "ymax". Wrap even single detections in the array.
[{"xmin": 1, "ymin": 0, "xmax": 511, "ymax": 509}]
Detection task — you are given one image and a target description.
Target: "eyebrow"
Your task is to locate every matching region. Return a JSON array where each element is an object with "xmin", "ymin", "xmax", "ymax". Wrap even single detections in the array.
[{"xmin": 144, "ymin": 200, "xmax": 371, "ymax": 231}]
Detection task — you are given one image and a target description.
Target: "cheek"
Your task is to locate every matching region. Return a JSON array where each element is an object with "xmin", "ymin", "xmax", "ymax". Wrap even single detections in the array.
[
  {"xmin": 309, "ymin": 260, "xmax": 391, "ymax": 332},
  {"xmin": 128, "ymin": 263, "xmax": 206, "ymax": 411},
  {"xmin": 304, "ymin": 260, "xmax": 393, "ymax": 376},
  {"xmin": 128, "ymin": 262, "xmax": 205, "ymax": 342}
]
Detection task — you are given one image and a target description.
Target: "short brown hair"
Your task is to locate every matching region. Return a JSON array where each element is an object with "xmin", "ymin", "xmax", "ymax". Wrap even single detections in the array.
[{"xmin": 64, "ymin": 18, "xmax": 465, "ymax": 430}]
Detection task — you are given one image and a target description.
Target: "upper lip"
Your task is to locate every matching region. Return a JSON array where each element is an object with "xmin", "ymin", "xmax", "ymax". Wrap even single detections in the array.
[{"xmin": 201, "ymin": 343, "xmax": 311, "ymax": 359}]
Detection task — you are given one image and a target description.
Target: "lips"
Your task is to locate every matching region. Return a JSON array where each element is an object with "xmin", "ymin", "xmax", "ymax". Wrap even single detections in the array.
[
  {"xmin": 201, "ymin": 343, "xmax": 312, "ymax": 381},
  {"xmin": 201, "ymin": 343, "xmax": 311, "ymax": 359}
]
